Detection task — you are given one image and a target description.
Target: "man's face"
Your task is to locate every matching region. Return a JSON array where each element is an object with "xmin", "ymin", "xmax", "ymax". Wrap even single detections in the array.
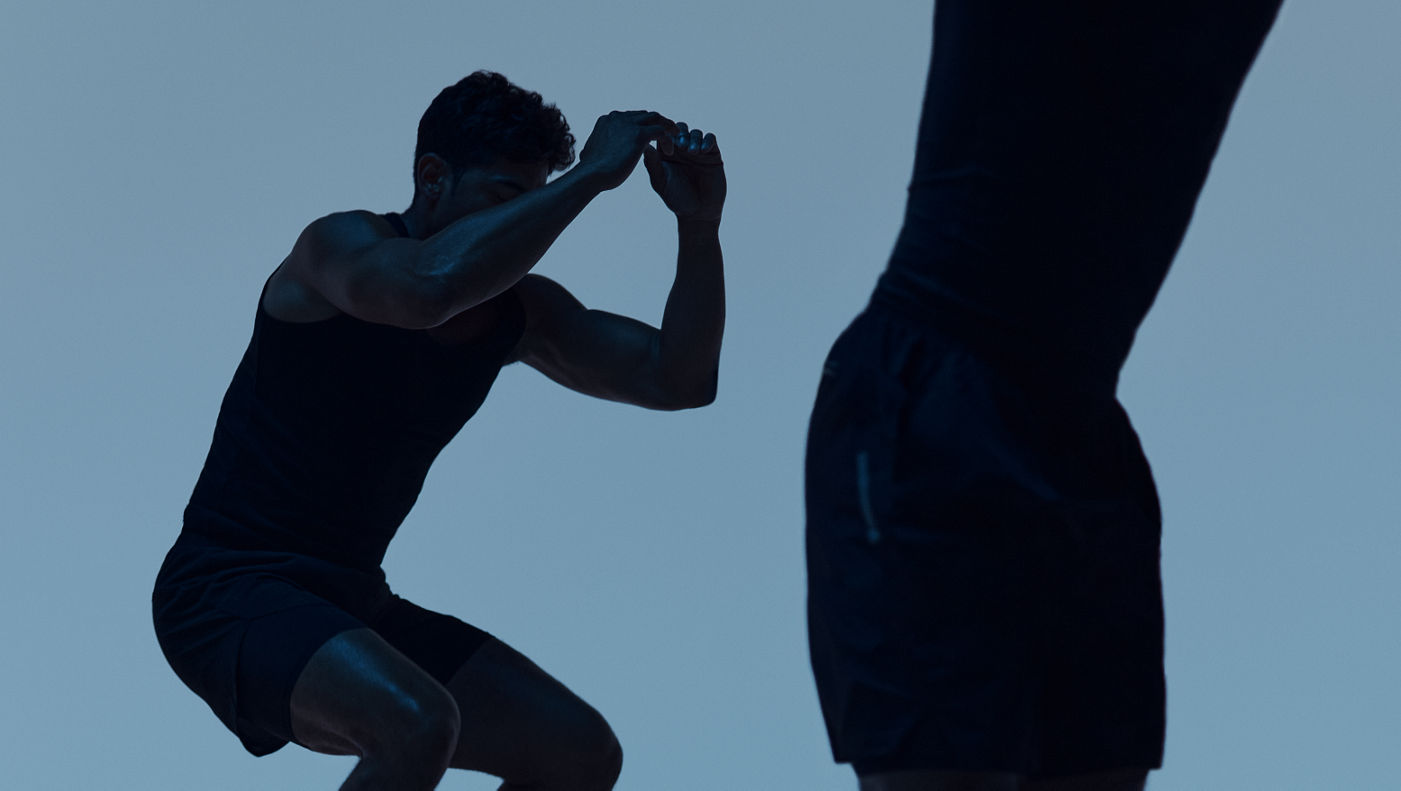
[{"xmin": 434, "ymin": 158, "xmax": 550, "ymax": 227}]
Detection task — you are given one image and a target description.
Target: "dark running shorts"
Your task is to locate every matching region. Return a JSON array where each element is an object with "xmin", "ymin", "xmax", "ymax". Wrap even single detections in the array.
[
  {"xmin": 152, "ymin": 529, "xmax": 491, "ymax": 756},
  {"xmin": 805, "ymin": 301, "xmax": 1166, "ymax": 778}
]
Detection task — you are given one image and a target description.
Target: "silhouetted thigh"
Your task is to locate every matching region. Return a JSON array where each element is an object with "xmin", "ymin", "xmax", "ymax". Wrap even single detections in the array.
[
  {"xmin": 289, "ymin": 627, "xmax": 460, "ymax": 757},
  {"xmin": 445, "ymin": 637, "xmax": 619, "ymax": 782}
]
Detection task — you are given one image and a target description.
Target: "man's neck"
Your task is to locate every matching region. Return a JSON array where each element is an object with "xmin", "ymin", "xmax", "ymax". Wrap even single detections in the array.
[{"xmin": 396, "ymin": 204, "xmax": 429, "ymax": 239}]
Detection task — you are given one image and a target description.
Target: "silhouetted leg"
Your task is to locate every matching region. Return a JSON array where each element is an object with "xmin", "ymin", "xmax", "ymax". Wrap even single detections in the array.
[
  {"xmin": 289, "ymin": 628, "xmax": 461, "ymax": 790},
  {"xmin": 445, "ymin": 637, "xmax": 622, "ymax": 791}
]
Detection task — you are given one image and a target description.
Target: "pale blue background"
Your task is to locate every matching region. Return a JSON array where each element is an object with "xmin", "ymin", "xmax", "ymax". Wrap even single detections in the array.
[{"xmin": 2, "ymin": 2, "xmax": 1398, "ymax": 789}]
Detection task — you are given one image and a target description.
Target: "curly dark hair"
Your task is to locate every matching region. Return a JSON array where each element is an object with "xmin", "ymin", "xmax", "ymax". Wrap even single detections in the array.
[{"xmin": 415, "ymin": 71, "xmax": 575, "ymax": 181}]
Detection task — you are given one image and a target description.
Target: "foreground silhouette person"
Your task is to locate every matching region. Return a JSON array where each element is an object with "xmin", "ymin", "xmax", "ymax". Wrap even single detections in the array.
[
  {"xmin": 805, "ymin": 3, "xmax": 1282, "ymax": 790},
  {"xmin": 153, "ymin": 71, "xmax": 725, "ymax": 790}
]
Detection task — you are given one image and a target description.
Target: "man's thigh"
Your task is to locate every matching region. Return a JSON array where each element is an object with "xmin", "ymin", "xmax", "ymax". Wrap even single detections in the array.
[
  {"xmin": 444, "ymin": 637, "xmax": 621, "ymax": 785},
  {"xmin": 285, "ymin": 592, "xmax": 490, "ymax": 757},
  {"xmin": 288, "ymin": 627, "xmax": 460, "ymax": 757}
]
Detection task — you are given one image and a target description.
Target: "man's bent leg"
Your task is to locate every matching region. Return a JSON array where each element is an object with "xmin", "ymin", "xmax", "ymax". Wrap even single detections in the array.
[
  {"xmin": 289, "ymin": 628, "xmax": 461, "ymax": 791},
  {"xmin": 445, "ymin": 637, "xmax": 622, "ymax": 791}
]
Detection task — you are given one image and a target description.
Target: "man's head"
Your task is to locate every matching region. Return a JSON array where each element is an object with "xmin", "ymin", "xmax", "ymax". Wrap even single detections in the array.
[{"xmin": 410, "ymin": 71, "xmax": 574, "ymax": 228}]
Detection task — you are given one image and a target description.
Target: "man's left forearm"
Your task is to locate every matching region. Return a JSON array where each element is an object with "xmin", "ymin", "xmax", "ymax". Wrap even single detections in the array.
[{"xmin": 655, "ymin": 217, "xmax": 725, "ymax": 406}]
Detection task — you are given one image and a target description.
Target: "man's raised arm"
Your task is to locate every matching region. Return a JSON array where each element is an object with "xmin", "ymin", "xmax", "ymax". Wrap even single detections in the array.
[
  {"xmin": 289, "ymin": 111, "xmax": 677, "ymax": 329},
  {"xmin": 511, "ymin": 123, "xmax": 727, "ymax": 410}
]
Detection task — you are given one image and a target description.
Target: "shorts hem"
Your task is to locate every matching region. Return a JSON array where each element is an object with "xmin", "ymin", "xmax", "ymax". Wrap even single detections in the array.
[
  {"xmin": 849, "ymin": 749, "xmax": 1165, "ymax": 779},
  {"xmin": 232, "ymin": 607, "xmax": 365, "ymax": 756}
]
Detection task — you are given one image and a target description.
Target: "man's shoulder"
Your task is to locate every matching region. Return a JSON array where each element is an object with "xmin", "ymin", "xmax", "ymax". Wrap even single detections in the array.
[
  {"xmin": 297, "ymin": 210, "xmax": 397, "ymax": 255},
  {"xmin": 267, "ymin": 211, "xmax": 398, "ymax": 322},
  {"xmin": 282, "ymin": 209, "xmax": 407, "ymax": 281}
]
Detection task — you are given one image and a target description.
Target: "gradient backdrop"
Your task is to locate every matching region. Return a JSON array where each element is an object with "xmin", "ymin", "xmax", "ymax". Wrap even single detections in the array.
[{"xmin": 2, "ymin": 1, "xmax": 1398, "ymax": 788}]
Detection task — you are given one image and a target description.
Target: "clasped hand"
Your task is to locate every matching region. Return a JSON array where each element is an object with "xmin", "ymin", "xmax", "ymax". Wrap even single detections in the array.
[{"xmin": 577, "ymin": 111, "xmax": 726, "ymax": 223}]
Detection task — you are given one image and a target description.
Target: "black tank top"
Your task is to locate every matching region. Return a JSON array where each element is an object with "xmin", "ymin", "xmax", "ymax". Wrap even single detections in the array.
[
  {"xmin": 877, "ymin": 0, "xmax": 1282, "ymax": 384},
  {"xmin": 184, "ymin": 214, "xmax": 526, "ymax": 570}
]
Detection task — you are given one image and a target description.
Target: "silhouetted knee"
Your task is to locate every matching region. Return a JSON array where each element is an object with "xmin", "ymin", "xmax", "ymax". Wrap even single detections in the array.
[
  {"xmin": 537, "ymin": 707, "xmax": 623, "ymax": 791},
  {"xmin": 360, "ymin": 690, "xmax": 462, "ymax": 781},
  {"xmin": 588, "ymin": 728, "xmax": 624, "ymax": 791}
]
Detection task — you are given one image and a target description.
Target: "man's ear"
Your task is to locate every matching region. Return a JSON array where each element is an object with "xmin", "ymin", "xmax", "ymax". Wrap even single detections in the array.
[{"xmin": 415, "ymin": 153, "xmax": 451, "ymax": 201}]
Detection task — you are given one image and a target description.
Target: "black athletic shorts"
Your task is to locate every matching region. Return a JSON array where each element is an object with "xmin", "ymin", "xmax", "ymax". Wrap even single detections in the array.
[
  {"xmin": 805, "ymin": 297, "xmax": 1166, "ymax": 778},
  {"xmin": 152, "ymin": 528, "xmax": 491, "ymax": 756}
]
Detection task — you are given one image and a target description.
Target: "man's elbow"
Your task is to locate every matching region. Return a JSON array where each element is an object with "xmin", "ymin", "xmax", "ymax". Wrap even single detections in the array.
[{"xmin": 378, "ymin": 274, "xmax": 457, "ymax": 329}]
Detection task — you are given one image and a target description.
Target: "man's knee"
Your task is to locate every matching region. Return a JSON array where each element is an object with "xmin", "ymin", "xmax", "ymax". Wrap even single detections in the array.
[
  {"xmin": 369, "ymin": 688, "xmax": 460, "ymax": 762},
  {"xmin": 595, "ymin": 725, "xmax": 624, "ymax": 789},
  {"xmin": 329, "ymin": 672, "xmax": 462, "ymax": 766},
  {"xmin": 555, "ymin": 706, "xmax": 623, "ymax": 791},
  {"xmin": 291, "ymin": 627, "xmax": 463, "ymax": 764}
]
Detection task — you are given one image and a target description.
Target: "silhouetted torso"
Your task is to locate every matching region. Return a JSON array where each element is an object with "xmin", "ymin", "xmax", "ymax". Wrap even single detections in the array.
[
  {"xmin": 185, "ymin": 242, "xmax": 524, "ymax": 571},
  {"xmin": 879, "ymin": 0, "xmax": 1282, "ymax": 382}
]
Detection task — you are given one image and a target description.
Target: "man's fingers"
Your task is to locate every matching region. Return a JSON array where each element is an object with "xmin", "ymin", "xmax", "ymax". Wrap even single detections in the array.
[
  {"xmin": 639, "ymin": 123, "xmax": 674, "ymax": 142},
  {"xmin": 658, "ymin": 117, "xmax": 677, "ymax": 155},
  {"xmin": 641, "ymin": 145, "xmax": 668, "ymax": 193},
  {"xmin": 613, "ymin": 110, "xmax": 677, "ymax": 132},
  {"xmin": 631, "ymin": 109, "xmax": 678, "ymax": 153},
  {"xmin": 640, "ymin": 110, "xmax": 676, "ymax": 129},
  {"xmin": 660, "ymin": 125, "xmax": 722, "ymax": 163},
  {"xmin": 619, "ymin": 112, "xmax": 721, "ymax": 163}
]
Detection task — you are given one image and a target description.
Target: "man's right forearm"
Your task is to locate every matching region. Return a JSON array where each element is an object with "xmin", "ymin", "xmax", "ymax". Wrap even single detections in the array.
[{"xmin": 418, "ymin": 165, "xmax": 607, "ymax": 318}]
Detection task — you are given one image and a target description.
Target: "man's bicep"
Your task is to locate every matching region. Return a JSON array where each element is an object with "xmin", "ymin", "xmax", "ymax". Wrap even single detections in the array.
[
  {"xmin": 293, "ymin": 212, "xmax": 444, "ymax": 328},
  {"xmin": 514, "ymin": 274, "xmax": 661, "ymax": 400},
  {"xmin": 512, "ymin": 274, "xmax": 595, "ymax": 373}
]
